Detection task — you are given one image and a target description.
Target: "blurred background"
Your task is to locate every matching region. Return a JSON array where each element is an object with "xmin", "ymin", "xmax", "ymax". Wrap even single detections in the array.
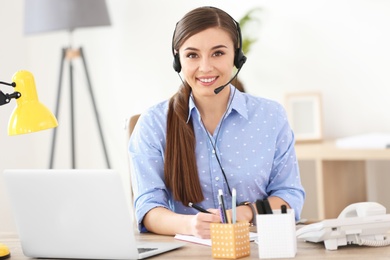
[{"xmin": 1, "ymin": 0, "xmax": 390, "ymax": 234}]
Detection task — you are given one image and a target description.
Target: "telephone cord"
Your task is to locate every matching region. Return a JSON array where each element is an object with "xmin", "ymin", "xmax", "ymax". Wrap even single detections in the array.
[{"xmin": 355, "ymin": 235, "xmax": 390, "ymax": 247}]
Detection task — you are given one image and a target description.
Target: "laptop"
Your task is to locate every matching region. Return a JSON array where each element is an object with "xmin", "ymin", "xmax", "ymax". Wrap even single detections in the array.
[{"xmin": 3, "ymin": 169, "xmax": 185, "ymax": 259}]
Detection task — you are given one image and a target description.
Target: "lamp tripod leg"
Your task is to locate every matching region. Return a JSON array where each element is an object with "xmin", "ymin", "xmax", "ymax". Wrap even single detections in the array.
[
  {"xmin": 79, "ymin": 47, "xmax": 111, "ymax": 168},
  {"xmin": 49, "ymin": 47, "xmax": 111, "ymax": 169},
  {"xmin": 69, "ymin": 59, "xmax": 76, "ymax": 168},
  {"xmin": 49, "ymin": 48, "xmax": 66, "ymax": 169}
]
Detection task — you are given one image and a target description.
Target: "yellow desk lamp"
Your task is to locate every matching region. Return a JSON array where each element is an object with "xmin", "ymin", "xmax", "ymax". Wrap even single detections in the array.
[
  {"xmin": 0, "ymin": 70, "xmax": 58, "ymax": 134},
  {"xmin": 0, "ymin": 70, "xmax": 58, "ymax": 259}
]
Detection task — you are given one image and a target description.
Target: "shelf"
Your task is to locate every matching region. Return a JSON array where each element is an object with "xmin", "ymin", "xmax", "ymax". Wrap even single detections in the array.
[{"xmin": 295, "ymin": 141, "xmax": 390, "ymax": 219}]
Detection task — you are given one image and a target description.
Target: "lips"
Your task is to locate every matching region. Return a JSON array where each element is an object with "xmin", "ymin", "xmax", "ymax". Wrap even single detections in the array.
[{"xmin": 197, "ymin": 76, "xmax": 218, "ymax": 85}]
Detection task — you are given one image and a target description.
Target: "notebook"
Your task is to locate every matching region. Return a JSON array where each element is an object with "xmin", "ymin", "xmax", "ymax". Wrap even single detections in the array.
[{"xmin": 3, "ymin": 169, "xmax": 185, "ymax": 259}]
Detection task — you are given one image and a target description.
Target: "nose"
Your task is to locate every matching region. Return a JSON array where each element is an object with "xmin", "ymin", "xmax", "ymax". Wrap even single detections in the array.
[{"xmin": 199, "ymin": 56, "xmax": 213, "ymax": 72}]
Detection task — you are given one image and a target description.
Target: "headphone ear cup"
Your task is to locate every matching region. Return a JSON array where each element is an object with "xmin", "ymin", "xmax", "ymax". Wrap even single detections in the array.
[
  {"xmin": 234, "ymin": 48, "xmax": 247, "ymax": 69},
  {"xmin": 173, "ymin": 54, "xmax": 182, "ymax": 73}
]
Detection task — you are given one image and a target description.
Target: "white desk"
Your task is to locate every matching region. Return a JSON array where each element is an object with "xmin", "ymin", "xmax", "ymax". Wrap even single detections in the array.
[{"xmin": 295, "ymin": 141, "xmax": 390, "ymax": 219}]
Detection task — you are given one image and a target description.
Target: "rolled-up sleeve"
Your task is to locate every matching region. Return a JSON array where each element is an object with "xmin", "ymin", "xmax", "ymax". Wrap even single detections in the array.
[
  {"xmin": 128, "ymin": 105, "xmax": 170, "ymax": 232},
  {"xmin": 266, "ymin": 104, "xmax": 305, "ymax": 221}
]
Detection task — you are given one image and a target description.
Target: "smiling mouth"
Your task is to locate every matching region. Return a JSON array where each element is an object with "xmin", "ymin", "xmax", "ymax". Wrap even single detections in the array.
[{"xmin": 198, "ymin": 77, "xmax": 217, "ymax": 83}]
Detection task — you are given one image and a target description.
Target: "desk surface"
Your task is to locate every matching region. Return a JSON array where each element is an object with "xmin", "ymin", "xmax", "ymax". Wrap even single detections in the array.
[{"xmin": 3, "ymin": 232, "xmax": 390, "ymax": 260}]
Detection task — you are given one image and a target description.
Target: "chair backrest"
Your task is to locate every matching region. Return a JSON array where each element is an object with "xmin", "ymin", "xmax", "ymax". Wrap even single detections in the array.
[
  {"xmin": 128, "ymin": 114, "xmax": 141, "ymax": 139},
  {"xmin": 126, "ymin": 114, "xmax": 140, "ymax": 228}
]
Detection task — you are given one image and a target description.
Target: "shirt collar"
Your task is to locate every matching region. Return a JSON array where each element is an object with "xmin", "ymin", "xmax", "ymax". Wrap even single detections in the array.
[{"xmin": 186, "ymin": 85, "xmax": 249, "ymax": 123}]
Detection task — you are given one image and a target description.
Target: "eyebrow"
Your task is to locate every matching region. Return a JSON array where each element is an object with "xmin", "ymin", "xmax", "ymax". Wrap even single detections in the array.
[{"xmin": 183, "ymin": 45, "xmax": 228, "ymax": 52}]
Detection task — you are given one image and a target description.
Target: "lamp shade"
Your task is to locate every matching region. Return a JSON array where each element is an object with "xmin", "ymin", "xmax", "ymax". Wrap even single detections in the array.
[
  {"xmin": 24, "ymin": 0, "xmax": 111, "ymax": 34},
  {"xmin": 8, "ymin": 71, "xmax": 58, "ymax": 135}
]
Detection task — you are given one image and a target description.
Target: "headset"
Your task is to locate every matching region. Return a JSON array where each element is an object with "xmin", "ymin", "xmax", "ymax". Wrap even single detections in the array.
[{"xmin": 172, "ymin": 7, "xmax": 247, "ymax": 73}]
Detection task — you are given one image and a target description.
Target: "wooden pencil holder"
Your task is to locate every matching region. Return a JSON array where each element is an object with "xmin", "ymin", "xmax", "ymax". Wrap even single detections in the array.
[{"xmin": 210, "ymin": 222, "xmax": 250, "ymax": 259}]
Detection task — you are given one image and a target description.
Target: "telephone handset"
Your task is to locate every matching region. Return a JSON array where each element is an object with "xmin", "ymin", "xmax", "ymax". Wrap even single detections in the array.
[
  {"xmin": 338, "ymin": 202, "xmax": 386, "ymax": 218},
  {"xmin": 296, "ymin": 202, "xmax": 390, "ymax": 250}
]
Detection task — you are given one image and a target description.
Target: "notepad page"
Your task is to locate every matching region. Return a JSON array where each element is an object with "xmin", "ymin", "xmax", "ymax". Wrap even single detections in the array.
[{"xmin": 174, "ymin": 232, "xmax": 258, "ymax": 246}]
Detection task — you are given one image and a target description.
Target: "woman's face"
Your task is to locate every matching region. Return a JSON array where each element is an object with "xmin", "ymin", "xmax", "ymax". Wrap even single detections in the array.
[{"xmin": 178, "ymin": 27, "xmax": 235, "ymax": 98}]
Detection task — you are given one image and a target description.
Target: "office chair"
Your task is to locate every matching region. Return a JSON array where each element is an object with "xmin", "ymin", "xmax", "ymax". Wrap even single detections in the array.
[
  {"xmin": 126, "ymin": 114, "xmax": 140, "ymax": 228},
  {"xmin": 127, "ymin": 114, "xmax": 141, "ymax": 139}
]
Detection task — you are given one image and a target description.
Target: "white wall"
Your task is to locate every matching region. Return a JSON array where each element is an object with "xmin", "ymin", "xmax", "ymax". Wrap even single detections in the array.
[{"xmin": 1, "ymin": 0, "xmax": 390, "ymax": 234}]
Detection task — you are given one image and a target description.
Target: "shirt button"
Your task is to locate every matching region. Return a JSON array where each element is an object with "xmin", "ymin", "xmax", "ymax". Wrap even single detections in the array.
[{"xmin": 215, "ymin": 177, "xmax": 220, "ymax": 181}]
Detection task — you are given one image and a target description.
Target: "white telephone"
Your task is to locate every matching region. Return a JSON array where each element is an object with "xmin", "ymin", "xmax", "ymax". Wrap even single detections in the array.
[{"xmin": 296, "ymin": 202, "xmax": 390, "ymax": 250}]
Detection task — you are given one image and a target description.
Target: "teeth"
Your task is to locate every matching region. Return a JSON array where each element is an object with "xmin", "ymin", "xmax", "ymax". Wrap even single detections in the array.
[{"xmin": 199, "ymin": 77, "xmax": 216, "ymax": 83}]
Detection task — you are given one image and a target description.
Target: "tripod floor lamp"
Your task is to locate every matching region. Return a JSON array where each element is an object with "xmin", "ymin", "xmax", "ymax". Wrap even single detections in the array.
[{"xmin": 24, "ymin": 0, "xmax": 112, "ymax": 169}]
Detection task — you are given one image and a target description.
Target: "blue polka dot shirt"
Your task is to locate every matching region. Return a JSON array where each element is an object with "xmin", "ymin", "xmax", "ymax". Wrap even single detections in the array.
[{"xmin": 129, "ymin": 86, "xmax": 305, "ymax": 232}]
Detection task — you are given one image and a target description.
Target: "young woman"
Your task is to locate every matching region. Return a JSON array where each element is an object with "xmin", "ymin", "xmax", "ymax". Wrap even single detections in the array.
[{"xmin": 129, "ymin": 6, "xmax": 305, "ymax": 238}]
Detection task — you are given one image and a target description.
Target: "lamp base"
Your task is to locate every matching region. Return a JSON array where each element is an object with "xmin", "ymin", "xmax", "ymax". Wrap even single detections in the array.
[{"xmin": 0, "ymin": 243, "xmax": 10, "ymax": 260}]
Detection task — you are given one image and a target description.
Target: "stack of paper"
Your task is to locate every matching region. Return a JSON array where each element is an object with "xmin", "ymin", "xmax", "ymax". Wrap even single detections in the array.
[{"xmin": 335, "ymin": 132, "xmax": 390, "ymax": 149}]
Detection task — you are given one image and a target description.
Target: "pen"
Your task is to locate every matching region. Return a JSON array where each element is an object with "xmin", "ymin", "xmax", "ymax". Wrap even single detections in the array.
[
  {"xmin": 232, "ymin": 188, "xmax": 237, "ymax": 224},
  {"xmin": 218, "ymin": 189, "xmax": 228, "ymax": 223},
  {"xmin": 188, "ymin": 202, "xmax": 212, "ymax": 214}
]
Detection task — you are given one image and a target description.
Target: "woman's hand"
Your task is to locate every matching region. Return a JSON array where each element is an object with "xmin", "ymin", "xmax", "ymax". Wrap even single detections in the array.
[
  {"xmin": 143, "ymin": 207, "xmax": 222, "ymax": 238},
  {"xmin": 189, "ymin": 209, "xmax": 221, "ymax": 239}
]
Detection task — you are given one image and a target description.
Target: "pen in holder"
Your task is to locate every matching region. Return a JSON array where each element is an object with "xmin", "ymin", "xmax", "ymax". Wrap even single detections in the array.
[
  {"xmin": 210, "ymin": 222, "xmax": 250, "ymax": 259},
  {"xmin": 256, "ymin": 208, "xmax": 297, "ymax": 259}
]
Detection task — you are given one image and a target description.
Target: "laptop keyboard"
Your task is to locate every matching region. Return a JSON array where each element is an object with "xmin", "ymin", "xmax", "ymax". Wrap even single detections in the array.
[{"xmin": 138, "ymin": 247, "xmax": 158, "ymax": 254}]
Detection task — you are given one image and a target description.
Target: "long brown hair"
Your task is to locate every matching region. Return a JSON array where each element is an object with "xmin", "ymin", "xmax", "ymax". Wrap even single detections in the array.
[{"xmin": 164, "ymin": 7, "xmax": 240, "ymax": 206}]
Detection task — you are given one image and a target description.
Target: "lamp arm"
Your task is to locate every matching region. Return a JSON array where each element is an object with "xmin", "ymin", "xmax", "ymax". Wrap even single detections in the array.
[
  {"xmin": 0, "ymin": 81, "xmax": 16, "ymax": 87},
  {"xmin": 0, "ymin": 90, "xmax": 21, "ymax": 106},
  {"xmin": 0, "ymin": 80, "xmax": 20, "ymax": 106}
]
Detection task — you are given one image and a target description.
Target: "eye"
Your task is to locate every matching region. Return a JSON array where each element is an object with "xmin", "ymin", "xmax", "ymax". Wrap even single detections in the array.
[
  {"xmin": 213, "ymin": 50, "xmax": 225, "ymax": 57},
  {"xmin": 186, "ymin": 52, "xmax": 198, "ymax": 59}
]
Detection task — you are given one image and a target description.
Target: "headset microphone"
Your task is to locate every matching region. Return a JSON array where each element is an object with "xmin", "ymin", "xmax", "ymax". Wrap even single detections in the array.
[{"xmin": 214, "ymin": 67, "xmax": 242, "ymax": 94}]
